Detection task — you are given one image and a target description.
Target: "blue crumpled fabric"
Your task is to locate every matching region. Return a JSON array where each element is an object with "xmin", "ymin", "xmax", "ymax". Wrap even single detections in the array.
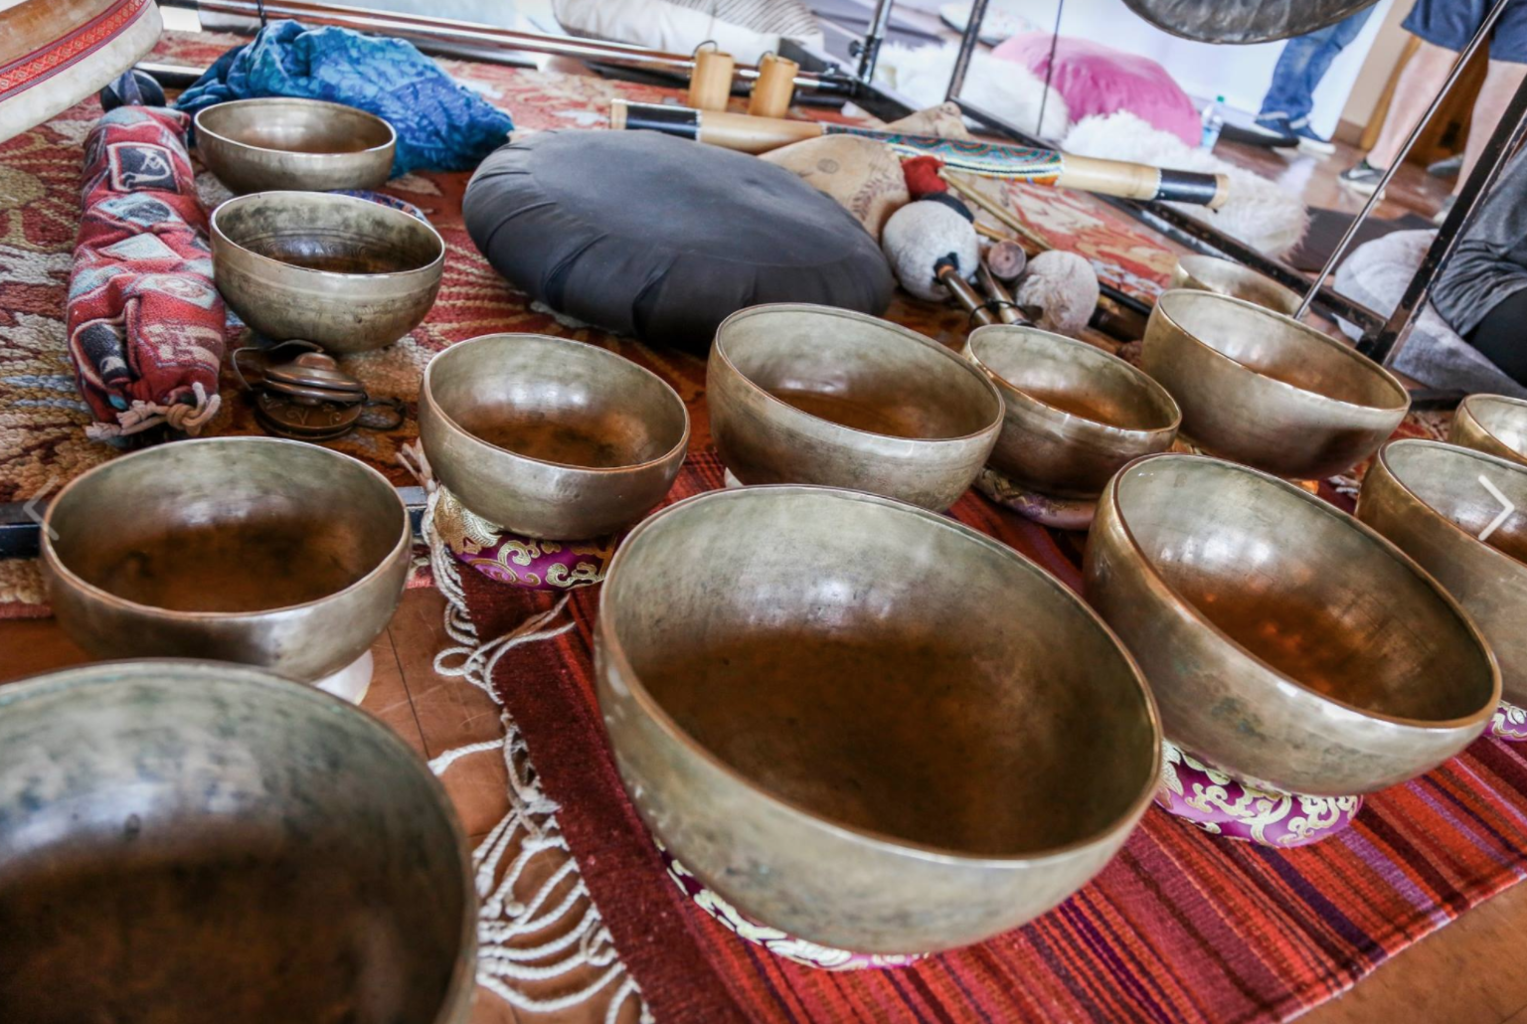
[{"xmin": 176, "ymin": 20, "xmax": 513, "ymax": 177}]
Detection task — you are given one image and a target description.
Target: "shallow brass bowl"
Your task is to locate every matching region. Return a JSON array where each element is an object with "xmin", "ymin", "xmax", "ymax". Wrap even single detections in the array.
[
  {"xmin": 1450, "ymin": 393, "xmax": 1527, "ymax": 465},
  {"xmin": 597, "ymin": 485, "xmax": 1161, "ymax": 954},
  {"xmin": 419, "ymin": 333, "xmax": 689, "ymax": 539},
  {"xmin": 1142, "ymin": 290, "xmax": 1409, "ymax": 479},
  {"xmin": 709, "ymin": 304, "xmax": 1003, "ymax": 512},
  {"xmin": 1170, "ymin": 254, "xmax": 1303, "ymax": 315},
  {"xmin": 0, "ymin": 661, "xmax": 474, "ymax": 1024},
  {"xmin": 1085, "ymin": 453, "xmax": 1497, "ymax": 795},
  {"xmin": 1358, "ymin": 439, "xmax": 1527, "ymax": 705},
  {"xmin": 211, "ymin": 190, "xmax": 444, "ymax": 354},
  {"xmin": 195, "ymin": 97, "xmax": 395, "ymax": 194},
  {"xmin": 964, "ymin": 324, "xmax": 1180, "ymax": 499},
  {"xmin": 42, "ymin": 437, "xmax": 410, "ymax": 682}
]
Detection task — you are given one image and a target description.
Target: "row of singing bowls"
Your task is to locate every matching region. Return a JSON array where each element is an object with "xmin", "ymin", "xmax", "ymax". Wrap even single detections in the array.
[
  {"xmin": 0, "ymin": 661, "xmax": 474, "ymax": 1024},
  {"xmin": 1171, "ymin": 254, "xmax": 1302, "ymax": 316},
  {"xmin": 1359, "ymin": 440, "xmax": 1527, "ymax": 705},
  {"xmin": 1143, "ymin": 290, "xmax": 1410, "ymax": 480},
  {"xmin": 964, "ymin": 325, "xmax": 1180, "ymax": 499},
  {"xmin": 420, "ymin": 333, "xmax": 690, "ymax": 539},
  {"xmin": 195, "ymin": 97, "xmax": 396, "ymax": 195},
  {"xmin": 597, "ymin": 485, "xmax": 1161, "ymax": 954},
  {"xmin": 709, "ymin": 304, "xmax": 1002, "ymax": 512},
  {"xmin": 1452, "ymin": 393, "xmax": 1527, "ymax": 464},
  {"xmin": 41, "ymin": 437, "xmax": 410, "ymax": 683},
  {"xmin": 210, "ymin": 190, "xmax": 444, "ymax": 354},
  {"xmin": 1085, "ymin": 453, "xmax": 1497, "ymax": 796}
]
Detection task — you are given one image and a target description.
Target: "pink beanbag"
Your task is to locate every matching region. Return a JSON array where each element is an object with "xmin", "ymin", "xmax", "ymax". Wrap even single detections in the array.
[{"xmin": 993, "ymin": 33, "xmax": 1200, "ymax": 147}]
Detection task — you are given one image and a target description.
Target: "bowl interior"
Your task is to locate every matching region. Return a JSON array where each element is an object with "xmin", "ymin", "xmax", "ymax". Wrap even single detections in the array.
[
  {"xmin": 1468, "ymin": 395, "xmax": 1527, "ymax": 456},
  {"xmin": 214, "ymin": 193, "xmax": 440, "ymax": 275},
  {"xmin": 606, "ymin": 488, "xmax": 1156, "ymax": 856},
  {"xmin": 199, "ymin": 99, "xmax": 392, "ymax": 156},
  {"xmin": 1176, "ymin": 255, "xmax": 1300, "ymax": 314},
  {"xmin": 429, "ymin": 335, "xmax": 687, "ymax": 469},
  {"xmin": 48, "ymin": 441, "xmax": 404, "ymax": 614},
  {"xmin": 1383, "ymin": 441, "xmax": 1527, "ymax": 565},
  {"xmin": 1114, "ymin": 457, "xmax": 1494, "ymax": 722},
  {"xmin": 1158, "ymin": 290, "xmax": 1405, "ymax": 410},
  {"xmin": 969, "ymin": 328, "xmax": 1177, "ymax": 432},
  {"xmin": 719, "ymin": 308, "xmax": 999, "ymax": 440}
]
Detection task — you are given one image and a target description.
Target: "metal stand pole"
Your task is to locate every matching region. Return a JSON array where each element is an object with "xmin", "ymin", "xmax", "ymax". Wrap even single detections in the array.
[
  {"xmin": 855, "ymin": 0, "xmax": 898, "ymax": 83},
  {"xmin": 945, "ymin": 0, "xmax": 991, "ymax": 101}
]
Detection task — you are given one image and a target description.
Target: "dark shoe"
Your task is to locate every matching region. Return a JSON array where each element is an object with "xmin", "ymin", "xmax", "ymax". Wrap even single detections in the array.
[
  {"xmin": 1250, "ymin": 114, "xmax": 1298, "ymax": 145},
  {"xmin": 1339, "ymin": 158, "xmax": 1384, "ymax": 195},
  {"xmin": 1432, "ymin": 194, "xmax": 1457, "ymax": 225},
  {"xmin": 1427, "ymin": 154, "xmax": 1464, "ymax": 179},
  {"xmin": 1291, "ymin": 120, "xmax": 1335, "ymax": 155}
]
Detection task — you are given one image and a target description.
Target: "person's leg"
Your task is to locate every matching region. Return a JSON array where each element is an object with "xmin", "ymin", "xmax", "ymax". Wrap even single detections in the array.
[
  {"xmin": 1259, "ymin": 31, "xmax": 1327, "ymax": 125},
  {"xmin": 1453, "ymin": 60, "xmax": 1527, "ymax": 193},
  {"xmin": 1293, "ymin": 8, "xmax": 1376, "ymax": 122},
  {"xmin": 1366, "ymin": 40, "xmax": 1461, "ymax": 167},
  {"xmin": 1467, "ymin": 287, "xmax": 1527, "ymax": 384}
]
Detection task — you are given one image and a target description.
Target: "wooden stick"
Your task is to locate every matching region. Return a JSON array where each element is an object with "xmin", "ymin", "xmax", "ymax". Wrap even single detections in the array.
[{"xmin": 941, "ymin": 171, "xmax": 1049, "ymax": 251}]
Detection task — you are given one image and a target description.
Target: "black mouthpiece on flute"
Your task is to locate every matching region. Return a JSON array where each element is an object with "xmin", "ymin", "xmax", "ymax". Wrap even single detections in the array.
[{"xmin": 612, "ymin": 101, "xmax": 700, "ymax": 139}]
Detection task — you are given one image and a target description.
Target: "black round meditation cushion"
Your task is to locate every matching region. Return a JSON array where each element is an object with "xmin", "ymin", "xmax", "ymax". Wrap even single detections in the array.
[{"xmin": 462, "ymin": 129, "xmax": 894, "ymax": 352}]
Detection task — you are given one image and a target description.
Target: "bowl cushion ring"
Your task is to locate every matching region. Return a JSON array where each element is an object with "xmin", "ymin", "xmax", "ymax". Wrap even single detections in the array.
[
  {"xmin": 462, "ymin": 130, "xmax": 895, "ymax": 353},
  {"xmin": 1493, "ymin": 700, "xmax": 1527, "ymax": 742},
  {"xmin": 433, "ymin": 486, "xmax": 615, "ymax": 590},
  {"xmin": 974, "ymin": 465, "xmax": 1098, "ymax": 531}
]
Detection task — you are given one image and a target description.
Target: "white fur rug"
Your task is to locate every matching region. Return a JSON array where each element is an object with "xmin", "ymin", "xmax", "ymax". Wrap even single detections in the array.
[{"xmin": 873, "ymin": 43, "xmax": 1072, "ymax": 141}]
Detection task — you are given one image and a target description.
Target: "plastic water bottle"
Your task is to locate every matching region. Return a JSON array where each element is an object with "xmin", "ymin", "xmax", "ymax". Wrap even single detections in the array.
[{"xmin": 1200, "ymin": 95, "xmax": 1225, "ymax": 151}]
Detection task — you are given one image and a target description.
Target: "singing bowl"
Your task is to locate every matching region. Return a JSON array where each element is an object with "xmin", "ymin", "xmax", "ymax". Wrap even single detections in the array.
[
  {"xmin": 1085, "ymin": 454, "xmax": 1497, "ymax": 796},
  {"xmin": 597, "ymin": 486, "xmax": 1161, "ymax": 954},
  {"xmin": 1170, "ymin": 255, "xmax": 1303, "ymax": 316},
  {"xmin": 1142, "ymin": 290, "xmax": 1409, "ymax": 480},
  {"xmin": 42, "ymin": 437, "xmax": 410, "ymax": 683},
  {"xmin": 194, "ymin": 97, "xmax": 396, "ymax": 195},
  {"xmin": 0, "ymin": 660, "xmax": 474, "ymax": 1024},
  {"xmin": 709, "ymin": 304, "xmax": 1003, "ymax": 512},
  {"xmin": 211, "ymin": 190, "xmax": 444, "ymax": 354},
  {"xmin": 1358, "ymin": 440, "xmax": 1527, "ymax": 705},
  {"xmin": 964, "ymin": 324, "xmax": 1180, "ymax": 499},
  {"xmin": 1450, "ymin": 393, "xmax": 1527, "ymax": 465},
  {"xmin": 419, "ymin": 333, "xmax": 689, "ymax": 539}
]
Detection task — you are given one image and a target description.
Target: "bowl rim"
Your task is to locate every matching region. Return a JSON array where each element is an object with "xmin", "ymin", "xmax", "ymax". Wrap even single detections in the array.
[
  {"xmin": 1153, "ymin": 289, "xmax": 1410, "ymax": 415},
  {"xmin": 1172, "ymin": 254, "xmax": 1303, "ymax": 312},
  {"xmin": 422, "ymin": 332, "xmax": 692, "ymax": 475},
  {"xmin": 1104, "ymin": 451, "xmax": 1500, "ymax": 731},
  {"xmin": 713, "ymin": 303, "xmax": 1005, "ymax": 447},
  {"xmin": 193, "ymin": 96, "xmax": 398, "ymax": 163},
  {"xmin": 597, "ymin": 483, "xmax": 1165, "ymax": 867},
  {"xmin": 41, "ymin": 436, "xmax": 412, "ymax": 622},
  {"xmin": 1372, "ymin": 438, "xmax": 1527, "ymax": 571},
  {"xmin": 965, "ymin": 323, "xmax": 1182, "ymax": 440},
  {"xmin": 1458, "ymin": 393, "xmax": 1527, "ymax": 454},
  {"xmin": 209, "ymin": 189, "xmax": 445, "ymax": 284}
]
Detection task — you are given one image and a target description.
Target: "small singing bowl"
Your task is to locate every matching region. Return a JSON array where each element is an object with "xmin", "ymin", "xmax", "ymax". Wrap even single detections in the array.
[
  {"xmin": 42, "ymin": 437, "xmax": 411, "ymax": 683},
  {"xmin": 1450, "ymin": 393, "xmax": 1527, "ymax": 465},
  {"xmin": 1142, "ymin": 290, "xmax": 1409, "ymax": 480},
  {"xmin": 1085, "ymin": 453, "xmax": 1497, "ymax": 796},
  {"xmin": 1358, "ymin": 440, "xmax": 1527, "ymax": 705},
  {"xmin": 419, "ymin": 333, "xmax": 689, "ymax": 539},
  {"xmin": 709, "ymin": 304, "xmax": 1003, "ymax": 512},
  {"xmin": 964, "ymin": 324, "xmax": 1180, "ymax": 499},
  {"xmin": 194, "ymin": 97, "xmax": 395, "ymax": 194},
  {"xmin": 1170, "ymin": 254, "xmax": 1303, "ymax": 316},
  {"xmin": 0, "ymin": 661, "xmax": 474, "ymax": 1024},
  {"xmin": 211, "ymin": 190, "xmax": 444, "ymax": 354},
  {"xmin": 597, "ymin": 485, "xmax": 1161, "ymax": 954}
]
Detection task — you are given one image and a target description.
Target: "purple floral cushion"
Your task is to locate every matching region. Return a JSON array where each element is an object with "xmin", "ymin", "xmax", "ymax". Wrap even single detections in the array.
[
  {"xmin": 434, "ymin": 487, "xmax": 615, "ymax": 590},
  {"xmin": 1492, "ymin": 700, "xmax": 1527, "ymax": 742}
]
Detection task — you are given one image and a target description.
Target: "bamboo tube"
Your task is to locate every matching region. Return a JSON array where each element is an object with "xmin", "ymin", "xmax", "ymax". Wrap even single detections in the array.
[
  {"xmin": 688, "ymin": 45, "xmax": 735, "ymax": 112},
  {"xmin": 747, "ymin": 53, "xmax": 799, "ymax": 118}
]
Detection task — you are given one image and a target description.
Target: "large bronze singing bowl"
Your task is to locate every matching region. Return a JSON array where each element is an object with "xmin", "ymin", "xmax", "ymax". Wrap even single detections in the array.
[
  {"xmin": 597, "ymin": 486, "xmax": 1161, "ymax": 953},
  {"xmin": 211, "ymin": 190, "xmax": 444, "ymax": 354},
  {"xmin": 709, "ymin": 304, "xmax": 1003, "ymax": 512},
  {"xmin": 1450, "ymin": 393, "xmax": 1527, "ymax": 465},
  {"xmin": 0, "ymin": 661, "xmax": 475, "ymax": 1024},
  {"xmin": 1170, "ymin": 254, "xmax": 1303, "ymax": 316},
  {"xmin": 1358, "ymin": 440, "xmax": 1527, "ymax": 705},
  {"xmin": 1142, "ymin": 290, "xmax": 1409, "ymax": 480},
  {"xmin": 1085, "ymin": 454, "xmax": 1497, "ymax": 796},
  {"xmin": 420, "ymin": 333, "xmax": 689, "ymax": 539},
  {"xmin": 964, "ymin": 324, "xmax": 1180, "ymax": 499},
  {"xmin": 194, "ymin": 97, "xmax": 396, "ymax": 195},
  {"xmin": 42, "ymin": 437, "xmax": 410, "ymax": 682}
]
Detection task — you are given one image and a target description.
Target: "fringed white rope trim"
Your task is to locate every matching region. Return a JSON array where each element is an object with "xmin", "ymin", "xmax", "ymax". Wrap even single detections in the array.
[
  {"xmin": 402, "ymin": 441, "xmax": 647, "ymax": 1022},
  {"xmin": 85, "ymin": 381, "xmax": 221, "ymax": 441}
]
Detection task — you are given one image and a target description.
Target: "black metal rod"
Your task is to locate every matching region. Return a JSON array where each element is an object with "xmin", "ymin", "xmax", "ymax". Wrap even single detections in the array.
[
  {"xmin": 855, "ymin": 0, "xmax": 898, "ymax": 83},
  {"xmin": 945, "ymin": 0, "xmax": 991, "ymax": 101}
]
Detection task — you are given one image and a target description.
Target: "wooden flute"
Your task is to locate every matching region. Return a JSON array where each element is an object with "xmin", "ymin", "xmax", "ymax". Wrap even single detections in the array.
[{"xmin": 610, "ymin": 100, "xmax": 1230, "ymax": 209}]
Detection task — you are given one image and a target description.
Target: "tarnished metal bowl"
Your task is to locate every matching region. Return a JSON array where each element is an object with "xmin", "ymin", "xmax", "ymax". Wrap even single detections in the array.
[
  {"xmin": 709, "ymin": 304, "xmax": 1003, "ymax": 512},
  {"xmin": 195, "ymin": 97, "xmax": 396, "ymax": 194},
  {"xmin": 42, "ymin": 437, "xmax": 410, "ymax": 683},
  {"xmin": 964, "ymin": 324, "xmax": 1180, "ymax": 499},
  {"xmin": 1170, "ymin": 254, "xmax": 1303, "ymax": 315},
  {"xmin": 1358, "ymin": 439, "xmax": 1527, "ymax": 705},
  {"xmin": 1450, "ymin": 393, "xmax": 1527, "ymax": 465},
  {"xmin": 1142, "ymin": 290, "xmax": 1409, "ymax": 479},
  {"xmin": 0, "ymin": 661, "xmax": 474, "ymax": 1024},
  {"xmin": 1085, "ymin": 453, "xmax": 1497, "ymax": 796},
  {"xmin": 597, "ymin": 485, "xmax": 1161, "ymax": 954},
  {"xmin": 211, "ymin": 190, "xmax": 444, "ymax": 354},
  {"xmin": 419, "ymin": 333, "xmax": 689, "ymax": 539}
]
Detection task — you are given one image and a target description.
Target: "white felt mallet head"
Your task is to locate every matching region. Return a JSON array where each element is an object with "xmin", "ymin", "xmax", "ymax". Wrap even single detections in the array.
[
  {"xmin": 880, "ymin": 199, "xmax": 981, "ymax": 303},
  {"xmin": 1015, "ymin": 251, "xmax": 1100, "ymax": 337}
]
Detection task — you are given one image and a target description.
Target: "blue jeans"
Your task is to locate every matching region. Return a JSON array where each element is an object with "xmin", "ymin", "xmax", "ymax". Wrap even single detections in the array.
[{"xmin": 1258, "ymin": 8, "xmax": 1376, "ymax": 126}]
